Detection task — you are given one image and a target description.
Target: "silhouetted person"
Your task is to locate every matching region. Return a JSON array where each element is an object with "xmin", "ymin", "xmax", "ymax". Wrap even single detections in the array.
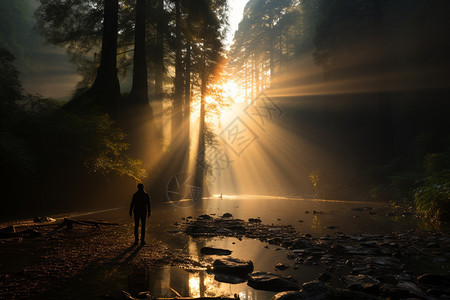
[{"xmin": 129, "ymin": 183, "xmax": 151, "ymax": 245}]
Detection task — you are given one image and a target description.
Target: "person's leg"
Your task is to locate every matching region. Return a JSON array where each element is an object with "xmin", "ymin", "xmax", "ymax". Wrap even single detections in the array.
[
  {"xmin": 134, "ymin": 215, "xmax": 140, "ymax": 244},
  {"xmin": 140, "ymin": 215, "xmax": 146, "ymax": 244}
]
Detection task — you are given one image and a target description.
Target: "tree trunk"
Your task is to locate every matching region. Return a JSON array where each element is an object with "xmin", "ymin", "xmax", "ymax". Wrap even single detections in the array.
[
  {"xmin": 154, "ymin": 0, "xmax": 164, "ymax": 135},
  {"xmin": 184, "ymin": 40, "xmax": 191, "ymax": 155},
  {"xmin": 124, "ymin": 0, "xmax": 156, "ymax": 169},
  {"xmin": 255, "ymin": 57, "xmax": 260, "ymax": 94},
  {"xmin": 172, "ymin": 0, "xmax": 184, "ymax": 143},
  {"xmin": 129, "ymin": 0, "xmax": 148, "ymax": 104},
  {"xmin": 88, "ymin": 0, "xmax": 120, "ymax": 117},
  {"xmin": 196, "ymin": 51, "xmax": 207, "ymax": 199},
  {"xmin": 269, "ymin": 22, "xmax": 275, "ymax": 83}
]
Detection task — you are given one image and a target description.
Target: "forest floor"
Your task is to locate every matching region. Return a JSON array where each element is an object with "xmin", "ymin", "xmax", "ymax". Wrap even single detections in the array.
[{"xmin": 0, "ymin": 218, "xmax": 201, "ymax": 299}]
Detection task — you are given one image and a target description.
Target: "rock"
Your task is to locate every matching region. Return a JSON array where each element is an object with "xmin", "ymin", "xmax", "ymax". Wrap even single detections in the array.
[
  {"xmin": 212, "ymin": 272, "xmax": 247, "ymax": 284},
  {"xmin": 275, "ymin": 263, "xmax": 289, "ymax": 270},
  {"xmin": 271, "ymin": 291, "xmax": 305, "ymax": 300},
  {"xmin": 379, "ymin": 284, "xmax": 420, "ymax": 299},
  {"xmin": 200, "ymin": 247, "xmax": 232, "ymax": 256},
  {"xmin": 417, "ymin": 273, "xmax": 450, "ymax": 289},
  {"xmin": 248, "ymin": 218, "xmax": 262, "ymax": 223},
  {"xmin": 327, "ymin": 244, "xmax": 348, "ymax": 254},
  {"xmin": 324, "ymin": 225, "xmax": 338, "ymax": 230},
  {"xmin": 317, "ymin": 272, "xmax": 331, "ymax": 281},
  {"xmin": 248, "ymin": 271, "xmax": 299, "ymax": 292},
  {"xmin": 197, "ymin": 214, "xmax": 212, "ymax": 220},
  {"xmin": 301, "ymin": 280, "xmax": 329, "ymax": 294},
  {"xmin": 215, "ymin": 228, "xmax": 233, "ymax": 234},
  {"xmin": 33, "ymin": 216, "xmax": 56, "ymax": 223},
  {"xmin": 272, "ymin": 280, "xmax": 378, "ymax": 300},
  {"xmin": 344, "ymin": 274, "xmax": 381, "ymax": 287},
  {"xmin": 289, "ymin": 238, "xmax": 312, "ymax": 250},
  {"xmin": 222, "ymin": 213, "xmax": 233, "ymax": 218},
  {"xmin": 212, "ymin": 257, "xmax": 254, "ymax": 275}
]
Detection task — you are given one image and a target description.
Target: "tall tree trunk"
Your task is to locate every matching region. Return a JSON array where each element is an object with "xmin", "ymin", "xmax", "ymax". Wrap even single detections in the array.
[
  {"xmin": 125, "ymin": 0, "xmax": 156, "ymax": 169},
  {"xmin": 129, "ymin": 0, "xmax": 148, "ymax": 104},
  {"xmin": 244, "ymin": 64, "xmax": 248, "ymax": 104},
  {"xmin": 172, "ymin": 0, "xmax": 183, "ymax": 143},
  {"xmin": 269, "ymin": 22, "xmax": 275, "ymax": 83},
  {"xmin": 89, "ymin": 0, "xmax": 120, "ymax": 117},
  {"xmin": 196, "ymin": 50, "xmax": 207, "ymax": 199},
  {"xmin": 154, "ymin": 0, "xmax": 164, "ymax": 135},
  {"xmin": 184, "ymin": 40, "xmax": 191, "ymax": 155},
  {"xmin": 255, "ymin": 57, "xmax": 260, "ymax": 94}
]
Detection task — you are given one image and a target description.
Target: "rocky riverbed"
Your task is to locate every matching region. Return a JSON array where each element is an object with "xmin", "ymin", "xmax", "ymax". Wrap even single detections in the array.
[
  {"xmin": 1, "ymin": 201, "xmax": 449, "ymax": 299},
  {"xmin": 175, "ymin": 213, "xmax": 450, "ymax": 299}
]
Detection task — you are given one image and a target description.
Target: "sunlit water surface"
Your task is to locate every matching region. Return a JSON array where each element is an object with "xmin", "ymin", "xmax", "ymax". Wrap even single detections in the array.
[{"xmin": 10, "ymin": 196, "xmax": 425, "ymax": 299}]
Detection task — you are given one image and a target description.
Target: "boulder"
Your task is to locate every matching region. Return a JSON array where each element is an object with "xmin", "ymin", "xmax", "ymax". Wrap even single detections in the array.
[
  {"xmin": 212, "ymin": 257, "xmax": 254, "ymax": 275},
  {"xmin": 417, "ymin": 273, "xmax": 450, "ymax": 290},
  {"xmin": 289, "ymin": 238, "xmax": 312, "ymax": 250},
  {"xmin": 197, "ymin": 214, "xmax": 213, "ymax": 220},
  {"xmin": 275, "ymin": 263, "xmax": 289, "ymax": 270},
  {"xmin": 200, "ymin": 247, "xmax": 232, "ymax": 256},
  {"xmin": 248, "ymin": 218, "xmax": 262, "ymax": 223},
  {"xmin": 248, "ymin": 271, "xmax": 299, "ymax": 292},
  {"xmin": 212, "ymin": 272, "xmax": 247, "ymax": 284}
]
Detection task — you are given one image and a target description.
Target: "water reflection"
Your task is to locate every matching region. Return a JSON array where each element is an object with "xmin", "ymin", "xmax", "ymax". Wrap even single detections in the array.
[
  {"xmin": 143, "ymin": 266, "xmax": 274, "ymax": 299},
  {"xmin": 69, "ymin": 196, "xmax": 423, "ymax": 298}
]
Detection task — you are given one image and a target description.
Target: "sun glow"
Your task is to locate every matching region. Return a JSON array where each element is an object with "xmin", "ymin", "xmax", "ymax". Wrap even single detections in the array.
[{"xmin": 190, "ymin": 79, "xmax": 245, "ymax": 126}]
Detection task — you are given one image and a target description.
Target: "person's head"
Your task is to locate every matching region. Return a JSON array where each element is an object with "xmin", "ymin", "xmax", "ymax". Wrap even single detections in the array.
[{"xmin": 137, "ymin": 183, "xmax": 144, "ymax": 191}]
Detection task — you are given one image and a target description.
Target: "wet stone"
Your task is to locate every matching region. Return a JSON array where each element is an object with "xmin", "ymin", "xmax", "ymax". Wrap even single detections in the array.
[
  {"xmin": 327, "ymin": 244, "xmax": 348, "ymax": 255},
  {"xmin": 317, "ymin": 272, "xmax": 331, "ymax": 281},
  {"xmin": 275, "ymin": 263, "xmax": 289, "ymax": 270},
  {"xmin": 289, "ymin": 238, "xmax": 312, "ymax": 250},
  {"xmin": 211, "ymin": 257, "xmax": 254, "ymax": 275},
  {"xmin": 248, "ymin": 218, "xmax": 262, "ymax": 223},
  {"xmin": 197, "ymin": 214, "xmax": 213, "ymax": 220},
  {"xmin": 417, "ymin": 273, "xmax": 450, "ymax": 290},
  {"xmin": 379, "ymin": 284, "xmax": 421, "ymax": 299},
  {"xmin": 271, "ymin": 291, "xmax": 304, "ymax": 300},
  {"xmin": 248, "ymin": 271, "xmax": 299, "ymax": 292},
  {"xmin": 211, "ymin": 272, "xmax": 247, "ymax": 284},
  {"xmin": 200, "ymin": 247, "xmax": 232, "ymax": 256}
]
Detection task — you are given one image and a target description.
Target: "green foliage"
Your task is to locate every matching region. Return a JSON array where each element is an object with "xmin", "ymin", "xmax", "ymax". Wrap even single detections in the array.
[
  {"xmin": 414, "ymin": 138, "xmax": 450, "ymax": 224},
  {"xmin": 81, "ymin": 114, "xmax": 147, "ymax": 181},
  {"xmin": 308, "ymin": 170, "xmax": 320, "ymax": 196},
  {"xmin": 414, "ymin": 171, "xmax": 450, "ymax": 224}
]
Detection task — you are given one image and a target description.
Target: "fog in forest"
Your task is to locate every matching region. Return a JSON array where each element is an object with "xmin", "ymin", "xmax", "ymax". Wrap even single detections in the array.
[{"xmin": 1, "ymin": 0, "xmax": 449, "ymax": 224}]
